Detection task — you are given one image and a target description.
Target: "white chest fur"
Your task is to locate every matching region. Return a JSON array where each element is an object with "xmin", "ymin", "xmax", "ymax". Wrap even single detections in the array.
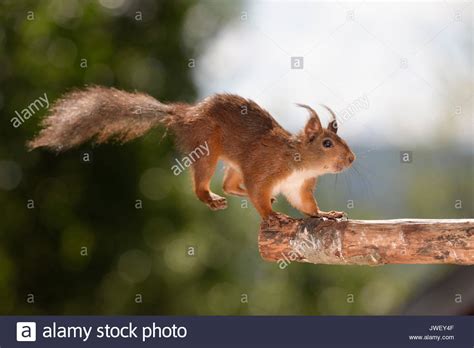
[{"xmin": 272, "ymin": 169, "xmax": 320, "ymax": 207}]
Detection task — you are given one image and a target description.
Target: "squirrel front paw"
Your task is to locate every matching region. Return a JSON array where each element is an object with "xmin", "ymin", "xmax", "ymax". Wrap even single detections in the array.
[{"xmin": 313, "ymin": 210, "xmax": 346, "ymax": 219}]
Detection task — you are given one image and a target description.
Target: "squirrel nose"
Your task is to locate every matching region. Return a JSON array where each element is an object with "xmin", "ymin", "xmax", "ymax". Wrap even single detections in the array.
[{"xmin": 348, "ymin": 154, "xmax": 355, "ymax": 163}]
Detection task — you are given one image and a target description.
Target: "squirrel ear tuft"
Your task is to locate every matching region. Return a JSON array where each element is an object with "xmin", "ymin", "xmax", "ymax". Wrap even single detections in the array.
[
  {"xmin": 320, "ymin": 104, "xmax": 338, "ymax": 133},
  {"xmin": 296, "ymin": 103, "xmax": 322, "ymax": 137},
  {"xmin": 328, "ymin": 119, "xmax": 338, "ymax": 133}
]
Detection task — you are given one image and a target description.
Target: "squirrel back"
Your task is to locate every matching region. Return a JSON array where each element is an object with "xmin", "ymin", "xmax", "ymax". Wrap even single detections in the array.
[{"xmin": 28, "ymin": 87, "xmax": 283, "ymax": 153}]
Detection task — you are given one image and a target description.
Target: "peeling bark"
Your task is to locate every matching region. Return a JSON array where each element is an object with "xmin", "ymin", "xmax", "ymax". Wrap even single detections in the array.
[{"xmin": 258, "ymin": 214, "xmax": 474, "ymax": 265}]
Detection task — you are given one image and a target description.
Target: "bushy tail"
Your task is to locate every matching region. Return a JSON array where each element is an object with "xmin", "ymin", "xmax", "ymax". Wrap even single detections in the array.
[{"xmin": 28, "ymin": 86, "xmax": 175, "ymax": 151}]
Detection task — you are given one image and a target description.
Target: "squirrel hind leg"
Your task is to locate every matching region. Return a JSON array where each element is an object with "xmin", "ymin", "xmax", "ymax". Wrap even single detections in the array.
[
  {"xmin": 245, "ymin": 180, "xmax": 275, "ymax": 219},
  {"xmin": 223, "ymin": 167, "xmax": 247, "ymax": 197},
  {"xmin": 191, "ymin": 150, "xmax": 227, "ymax": 211}
]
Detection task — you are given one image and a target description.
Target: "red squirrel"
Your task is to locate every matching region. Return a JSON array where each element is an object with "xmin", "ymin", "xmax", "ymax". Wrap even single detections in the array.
[{"xmin": 28, "ymin": 86, "xmax": 355, "ymax": 219}]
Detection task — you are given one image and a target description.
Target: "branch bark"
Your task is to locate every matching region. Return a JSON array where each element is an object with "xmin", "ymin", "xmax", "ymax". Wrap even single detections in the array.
[{"xmin": 258, "ymin": 214, "xmax": 474, "ymax": 266}]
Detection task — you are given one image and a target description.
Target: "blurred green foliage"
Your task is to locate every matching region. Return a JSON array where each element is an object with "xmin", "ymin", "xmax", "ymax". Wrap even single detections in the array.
[{"xmin": 0, "ymin": 0, "xmax": 471, "ymax": 316}]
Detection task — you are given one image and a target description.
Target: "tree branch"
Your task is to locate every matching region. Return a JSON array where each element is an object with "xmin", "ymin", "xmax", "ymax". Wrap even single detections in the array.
[{"xmin": 258, "ymin": 214, "xmax": 474, "ymax": 266}]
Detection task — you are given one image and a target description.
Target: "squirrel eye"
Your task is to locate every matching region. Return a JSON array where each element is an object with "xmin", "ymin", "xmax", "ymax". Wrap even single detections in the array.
[{"xmin": 322, "ymin": 139, "xmax": 333, "ymax": 148}]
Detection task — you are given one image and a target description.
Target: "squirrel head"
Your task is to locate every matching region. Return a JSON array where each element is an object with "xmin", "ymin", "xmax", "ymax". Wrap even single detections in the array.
[{"xmin": 296, "ymin": 103, "xmax": 355, "ymax": 174}]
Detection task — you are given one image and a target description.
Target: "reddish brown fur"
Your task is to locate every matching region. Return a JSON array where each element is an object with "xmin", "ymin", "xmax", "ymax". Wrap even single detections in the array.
[{"xmin": 29, "ymin": 86, "xmax": 355, "ymax": 219}]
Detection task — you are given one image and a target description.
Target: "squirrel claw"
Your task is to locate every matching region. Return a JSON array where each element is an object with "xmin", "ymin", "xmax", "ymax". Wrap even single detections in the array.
[
  {"xmin": 207, "ymin": 195, "xmax": 228, "ymax": 211},
  {"xmin": 265, "ymin": 211, "xmax": 286, "ymax": 221},
  {"xmin": 313, "ymin": 210, "xmax": 347, "ymax": 219}
]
